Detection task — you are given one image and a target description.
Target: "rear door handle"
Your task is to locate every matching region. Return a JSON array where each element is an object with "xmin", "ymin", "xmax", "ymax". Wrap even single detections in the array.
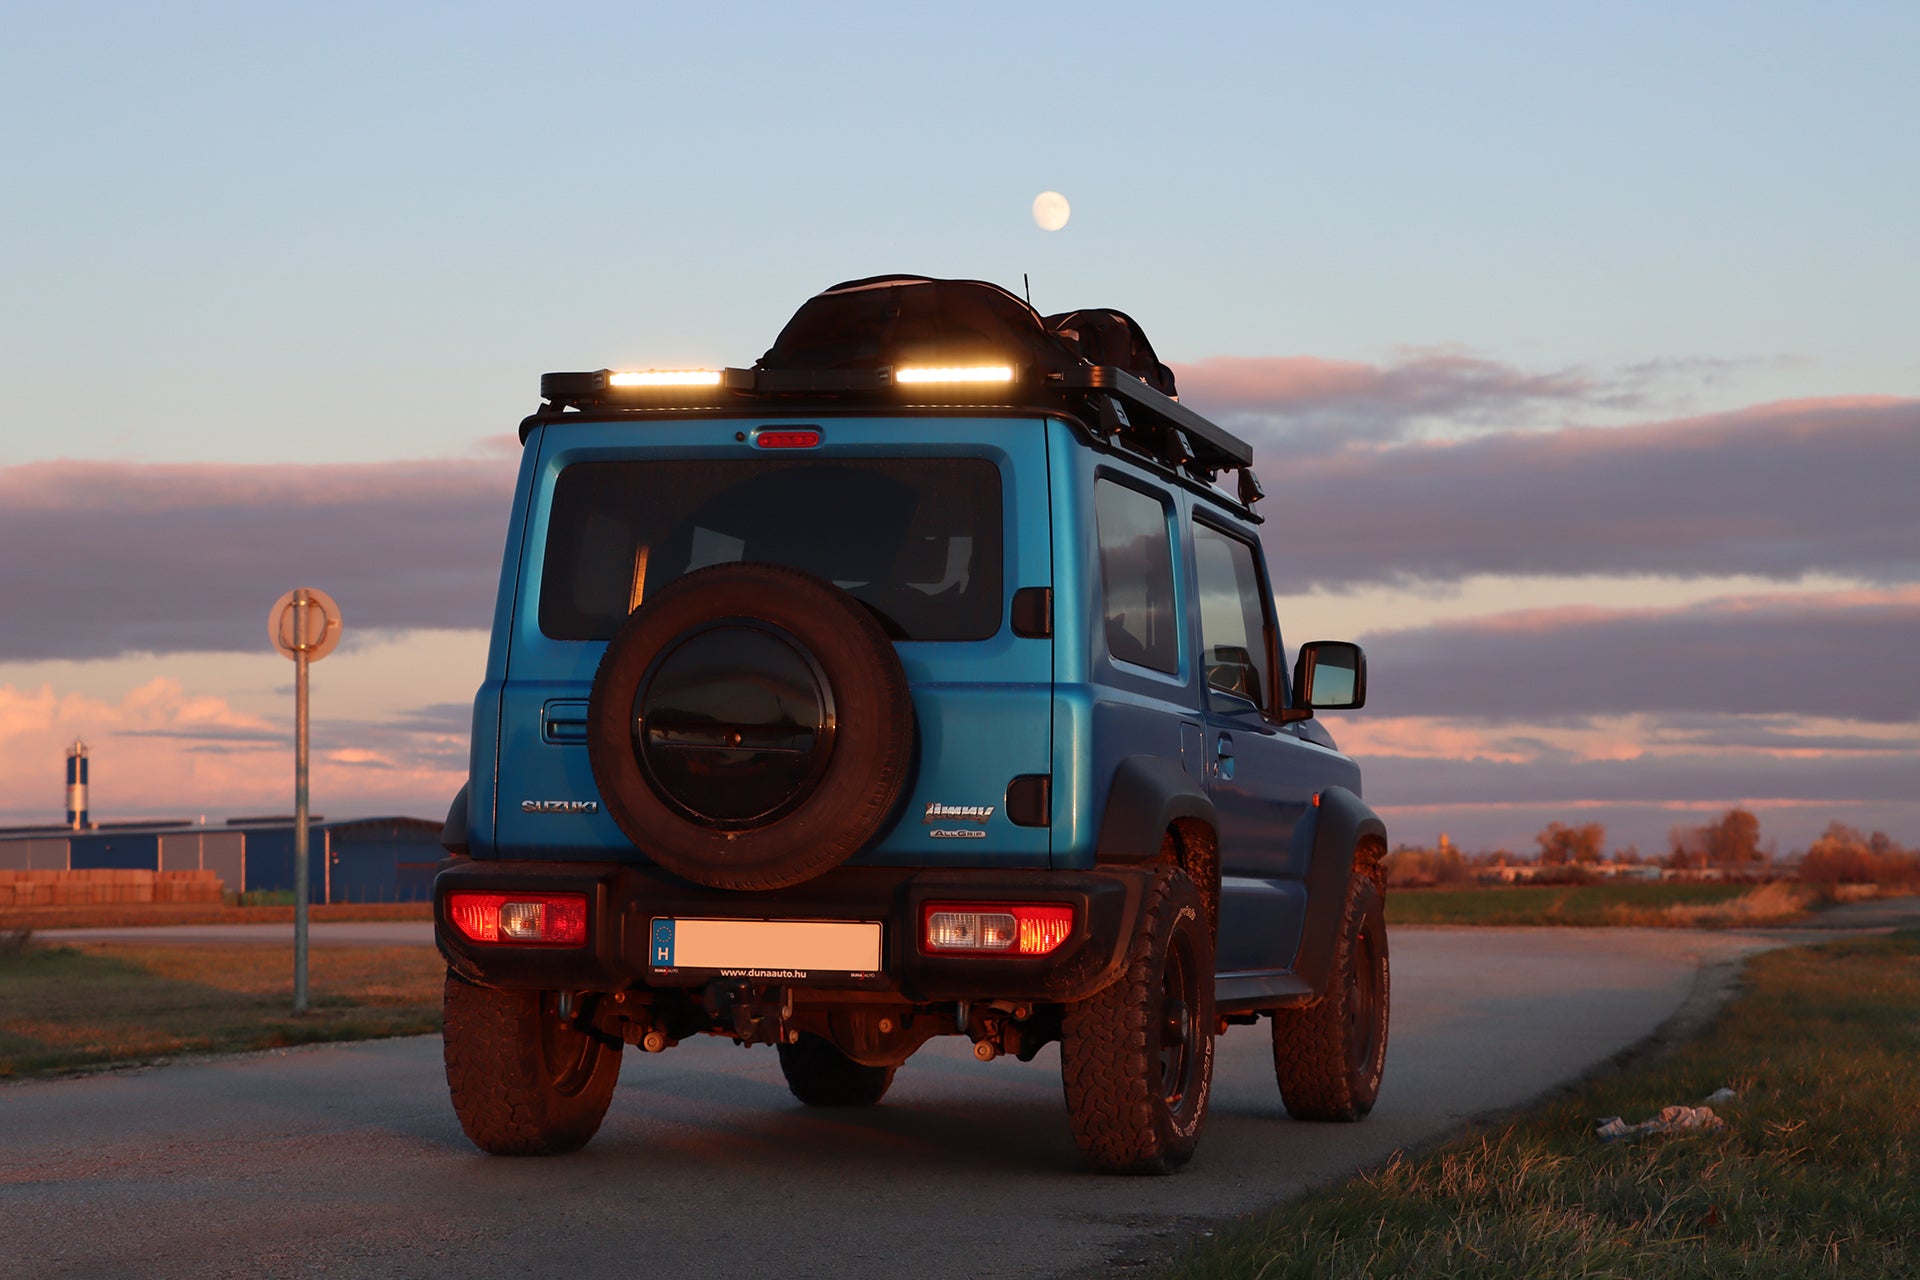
[{"xmin": 542, "ymin": 699, "xmax": 590, "ymax": 744}]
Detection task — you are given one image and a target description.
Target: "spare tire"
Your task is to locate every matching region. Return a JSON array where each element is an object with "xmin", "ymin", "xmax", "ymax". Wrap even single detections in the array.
[{"xmin": 586, "ymin": 562, "xmax": 914, "ymax": 891}]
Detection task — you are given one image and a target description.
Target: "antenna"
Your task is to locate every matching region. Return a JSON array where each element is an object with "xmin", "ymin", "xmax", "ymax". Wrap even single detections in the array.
[{"xmin": 1023, "ymin": 273, "xmax": 1033, "ymax": 309}]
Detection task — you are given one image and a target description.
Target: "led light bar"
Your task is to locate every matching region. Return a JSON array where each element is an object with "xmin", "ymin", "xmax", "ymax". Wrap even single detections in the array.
[
  {"xmin": 607, "ymin": 369, "xmax": 724, "ymax": 388},
  {"xmin": 894, "ymin": 364, "xmax": 1015, "ymax": 385}
]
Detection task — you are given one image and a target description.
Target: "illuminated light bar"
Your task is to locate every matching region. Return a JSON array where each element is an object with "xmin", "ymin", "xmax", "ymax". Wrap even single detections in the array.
[
  {"xmin": 447, "ymin": 891, "xmax": 588, "ymax": 945},
  {"xmin": 607, "ymin": 369, "xmax": 724, "ymax": 388},
  {"xmin": 921, "ymin": 903, "xmax": 1074, "ymax": 956},
  {"xmin": 753, "ymin": 429, "xmax": 821, "ymax": 449},
  {"xmin": 893, "ymin": 364, "xmax": 1015, "ymax": 385}
]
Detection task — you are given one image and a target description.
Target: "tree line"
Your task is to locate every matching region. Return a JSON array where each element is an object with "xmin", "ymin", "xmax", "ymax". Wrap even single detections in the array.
[{"xmin": 1384, "ymin": 810, "xmax": 1920, "ymax": 888}]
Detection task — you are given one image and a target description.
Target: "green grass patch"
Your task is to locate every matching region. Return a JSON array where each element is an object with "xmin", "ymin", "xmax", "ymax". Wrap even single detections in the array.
[
  {"xmin": 0, "ymin": 938, "xmax": 446, "ymax": 1078},
  {"xmin": 1386, "ymin": 880, "xmax": 1809, "ymax": 928},
  {"xmin": 1167, "ymin": 929, "xmax": 1920, "ymax": 1279}
]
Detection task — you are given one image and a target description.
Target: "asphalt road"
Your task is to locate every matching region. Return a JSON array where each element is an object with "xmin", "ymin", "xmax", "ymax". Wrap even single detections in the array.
[{"xmin": 5, "ymin": 921, "xmax": 1867, "ymax": 1280}]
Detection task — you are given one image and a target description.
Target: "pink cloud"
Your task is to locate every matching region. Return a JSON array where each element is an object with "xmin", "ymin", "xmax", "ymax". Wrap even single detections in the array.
[
  {"xmin": 0, "ymin": 677, "xmax": 463, "ymax": 825},
  {"xmin": 0, "ymin": 450, "xmax": 517, "ymax": 660},
  {"xmin": 1173, "ymin": 352, "xmax": 1613, "ymax": 425},
  {"xmin": 1355, "ymin": 584, "xmax": 1920, "ymax": 722},
  {"xmin": 1248, "ymin": 395, "xmax": 1920, "ymax": 590}
]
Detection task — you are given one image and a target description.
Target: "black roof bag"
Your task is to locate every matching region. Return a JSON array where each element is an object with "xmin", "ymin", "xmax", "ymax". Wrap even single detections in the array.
[
  {"xmin": 1044, "ymin": 308, "xmax": 1178, "ymax": 397},
  {"xmin": 759, "ymin": 275, "xmax": 1080, "ymax": 374},
  {"xmin": 759, "ymin": 275, "xmax": 1176, "ymax": 397}
]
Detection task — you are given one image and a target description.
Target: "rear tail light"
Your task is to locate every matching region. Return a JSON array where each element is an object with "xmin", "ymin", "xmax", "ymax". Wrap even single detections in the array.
[
  {"xmin": 447, "ymin": 892, "xmax": 588, "ymax": 945},
  {"xmin": 921, "ymin": 903, "xmax": 1074, "ymax": 956}
]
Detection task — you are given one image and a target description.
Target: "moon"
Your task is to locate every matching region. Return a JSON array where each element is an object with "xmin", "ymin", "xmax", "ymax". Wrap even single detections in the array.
[{"xmin": 1032, "ymin": 191, "xmax": 1071, "ymax": 232}]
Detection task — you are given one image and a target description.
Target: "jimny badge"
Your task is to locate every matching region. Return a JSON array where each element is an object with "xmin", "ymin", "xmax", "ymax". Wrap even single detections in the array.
[{"xmin": 924, "ymin": 802, "xmax": 993, "ymax": 826}]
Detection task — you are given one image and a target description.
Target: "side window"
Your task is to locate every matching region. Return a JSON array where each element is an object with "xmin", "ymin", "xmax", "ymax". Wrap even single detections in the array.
[
  {"xmin": 1095, "ymin": 479, "xmax": 1179, "ymax": 674},
  {"xmin": 1192, "ymin": 521, "xmax": 1274, "ymax": 711}
]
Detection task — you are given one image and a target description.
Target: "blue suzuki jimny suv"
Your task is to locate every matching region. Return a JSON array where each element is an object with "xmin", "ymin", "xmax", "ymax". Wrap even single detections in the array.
[{"xmin": 435, "ymin": 275, "xmax": 1387, "ymax": 1174}]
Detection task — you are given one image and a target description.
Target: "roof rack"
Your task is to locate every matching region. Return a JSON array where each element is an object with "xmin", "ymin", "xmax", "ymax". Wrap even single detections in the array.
[
  {"xmin": 532, "ymin": 363, "xmax": 1265, "ymax": 512},
  {"xmin": 529, "ymin": 275, "xmax": 1264, "ymax": 516}
]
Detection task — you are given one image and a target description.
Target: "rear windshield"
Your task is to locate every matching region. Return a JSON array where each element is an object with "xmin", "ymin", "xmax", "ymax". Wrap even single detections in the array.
[{"xmin": 539, "ymin": 457, "xmax": 1004, "ymax": 642}]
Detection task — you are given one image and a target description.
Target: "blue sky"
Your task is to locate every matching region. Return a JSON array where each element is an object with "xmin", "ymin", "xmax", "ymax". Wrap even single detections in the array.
[{"xmin": 1, "ymin": 3, "xmax": 1915, "ymax": 855}]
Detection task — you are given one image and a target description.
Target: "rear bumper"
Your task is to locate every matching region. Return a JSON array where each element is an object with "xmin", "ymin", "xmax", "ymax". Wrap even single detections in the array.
[{"xmin": 433, "ymin": 857, "xmax": 1151, "ymax": 1005}]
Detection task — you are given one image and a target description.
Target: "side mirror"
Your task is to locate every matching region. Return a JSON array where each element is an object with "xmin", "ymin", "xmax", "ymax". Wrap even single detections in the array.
[{"xmin": 1281, "ymin": 641, "xmax": 1367, "ymax": 721}]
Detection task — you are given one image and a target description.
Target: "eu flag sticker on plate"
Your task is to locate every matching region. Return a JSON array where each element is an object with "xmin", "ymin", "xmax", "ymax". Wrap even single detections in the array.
[{"xmin": 650, "ymin": 918, "xmax": 675, "ymax": 967}]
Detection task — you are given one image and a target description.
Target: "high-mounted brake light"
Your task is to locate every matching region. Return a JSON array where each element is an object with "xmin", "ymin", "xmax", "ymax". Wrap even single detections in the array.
[
  {"xmin": 921, "ymin": 902, "xmax": 1074, "ymax": 956},
  {"xmin": 608, "ymin": 369, "xmax": 723, "ymax": 388},
  {"xmin": 894, "ymin": 364, "xmax": 1015, "ymax": 385},
  {"xmin": 753, "ymin": 429, "xmax": 821, "ymax": 449},
  {"xmin": 447, "ymin": 891, "xmax": 588, "ymax": 945}
]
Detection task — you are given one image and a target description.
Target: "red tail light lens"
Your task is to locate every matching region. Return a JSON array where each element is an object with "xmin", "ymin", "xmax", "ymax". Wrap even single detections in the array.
[
  {"xmin": 447, "ymin": 892, "xmax": 588, "ymax": 945},
  {"xmin": 921, "ymin": 903, "xmax": 1074, "ymax": 956}
]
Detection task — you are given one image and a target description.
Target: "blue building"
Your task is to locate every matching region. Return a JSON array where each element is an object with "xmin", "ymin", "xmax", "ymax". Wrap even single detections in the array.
[{"xmin": 0, "ymin": 815, "xmax": 443, "ymax": 903}]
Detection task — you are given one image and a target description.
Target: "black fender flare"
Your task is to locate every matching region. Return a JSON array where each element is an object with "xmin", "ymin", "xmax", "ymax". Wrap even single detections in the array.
[
  {"xmin": 1291, "ymin": 786, "xmax": 1387, "ymax": 998},
  {"xmin": 441, "ymin": 782, "xmax": 471, "ymax": 856},
  {"xmin": 1094, "ymin": 755, "xmax": 1217, "ymax": 863}
]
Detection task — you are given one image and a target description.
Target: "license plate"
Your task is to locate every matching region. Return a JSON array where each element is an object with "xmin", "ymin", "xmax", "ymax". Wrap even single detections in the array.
[{"xmin": 648, "ymin": 917, "xmax": 883, "ymax": 977}]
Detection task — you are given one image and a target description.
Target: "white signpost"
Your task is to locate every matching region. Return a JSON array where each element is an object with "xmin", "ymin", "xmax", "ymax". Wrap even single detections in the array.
[{"xmin": 268, "ymin": 587, "xmax": 343, "ymax": 1014}]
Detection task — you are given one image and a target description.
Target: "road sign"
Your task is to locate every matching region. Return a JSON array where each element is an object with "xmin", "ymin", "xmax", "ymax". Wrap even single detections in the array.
[
  {"xmin": 268, "ymin": 587, "xmax": 343, "ymax": 662},
  {"xmin": 267, "ymin": 587, "xmax": 343, "ymax": 1016}
]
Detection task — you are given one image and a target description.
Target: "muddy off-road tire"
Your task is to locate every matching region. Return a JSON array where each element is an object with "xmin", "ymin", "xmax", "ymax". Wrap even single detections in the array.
[
  {"xmin": 777, "ymin": 1032, "xmax": 897, "ymax": 1107},
  {"xmin": 1271, "ymin": 873, "xmax": 1389, "ymax": 1121},
  {"xmin": 1060, "ymin": 866, "xmax": 1215, "ymax": 1175},
  {"xmin": 443, "ymin": 973, "xmax": 622, "ymax": 1155}
]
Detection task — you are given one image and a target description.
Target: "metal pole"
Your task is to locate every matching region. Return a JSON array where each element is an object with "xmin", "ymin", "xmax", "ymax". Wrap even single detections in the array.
[{"xmin": 293, "ymin": 589, "xmax": 310, "ymax": 1015}]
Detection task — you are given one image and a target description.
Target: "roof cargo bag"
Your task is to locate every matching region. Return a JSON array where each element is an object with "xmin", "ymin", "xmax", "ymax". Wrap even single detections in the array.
[
  {"xmin": 759, "ymin": 274, "xmax": 1083, "ymax": 376},
  {"xmin": 1044, "ymin": 308, "xmax": 1178, "ymax": 397}
]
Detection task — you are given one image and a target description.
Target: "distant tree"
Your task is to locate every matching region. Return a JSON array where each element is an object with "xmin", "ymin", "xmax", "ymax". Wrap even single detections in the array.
[
  {"xmin": 1537, "ymin": 821, "xmax": 1605, "ymax": 866},
  {"xmin": 1615, "ymin": 844, "xmax": 1643, "ymax": 865},
  {"xmin": 1667, "ymin": 823, "xmax": 1709, "ymax": 870},
  {"xmin": 1705, "ymin": 808, "xmax": 1764, "ymax": 867},
  {"xmin": 1800, "ymin": 822, "xmax": 1920, "ymax": 885}
]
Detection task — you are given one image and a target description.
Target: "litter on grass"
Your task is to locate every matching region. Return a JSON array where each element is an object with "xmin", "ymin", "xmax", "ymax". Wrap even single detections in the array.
[{"xmin": 1595, "ymin": 1104, "xmax": 1729, "ymax": 1142}]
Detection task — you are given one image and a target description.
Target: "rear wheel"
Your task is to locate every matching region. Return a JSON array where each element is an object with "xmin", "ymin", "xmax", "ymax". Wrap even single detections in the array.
[
  {"xmin": 1060, "ymin": 866, "xmax": 1215, "ymax": 1174},
  {"xmin": 1270, "ymin": 873, "xmax": 1389, "ymax": 1121},
  {"xmin": 777, "ymin": 1032, "xmax": 896, "ymax": 1106},
  {"xmin": 443, "ymin": 973, "xmax": 622, "ymax": 1155}
]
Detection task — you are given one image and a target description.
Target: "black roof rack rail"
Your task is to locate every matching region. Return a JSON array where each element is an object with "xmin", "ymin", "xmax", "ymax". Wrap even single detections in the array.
[{"xmin": 530, "ymin": 362, "xmax": 1263, "ymax": 506}]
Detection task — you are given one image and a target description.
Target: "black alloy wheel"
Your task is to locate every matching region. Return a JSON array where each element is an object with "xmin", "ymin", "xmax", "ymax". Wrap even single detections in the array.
[{"xmin": 1060, "ymin": 866, "xmax": 1216, "ymax": 1174}]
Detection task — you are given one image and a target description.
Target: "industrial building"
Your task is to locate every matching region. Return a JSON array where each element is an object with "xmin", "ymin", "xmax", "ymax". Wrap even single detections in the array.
[
  {"xmin": 0, "ymin": 816, "xmax": 443, "ymax": 902},
  {"xmin": 0, "ymin": 741, "xmax": 443, "ymax": 902}
]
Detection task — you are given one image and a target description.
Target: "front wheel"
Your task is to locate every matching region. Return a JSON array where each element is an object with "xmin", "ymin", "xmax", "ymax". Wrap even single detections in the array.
[
  {"xmin": 443, "ymin": 973, "xmax": 623, "ymax": 1155},
  {"xmin": 1060, "ymin": 866, "xmax": 1215, "ymax": 1175},
  {"xmin": 1270, "ymin": 873, "xmax": 1389, "ymax": 1121}
]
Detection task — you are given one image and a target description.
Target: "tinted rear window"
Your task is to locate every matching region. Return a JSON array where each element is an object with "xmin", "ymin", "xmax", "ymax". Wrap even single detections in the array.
[{"xmin": 540, "ymin": 457, "xmax": 1004, "ymax": 641}]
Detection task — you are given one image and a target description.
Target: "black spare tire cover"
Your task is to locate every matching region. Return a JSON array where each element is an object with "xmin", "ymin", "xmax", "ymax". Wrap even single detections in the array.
[{"xmin": 586, "ymin": 562, "xmax": 914, "ymax": 891}]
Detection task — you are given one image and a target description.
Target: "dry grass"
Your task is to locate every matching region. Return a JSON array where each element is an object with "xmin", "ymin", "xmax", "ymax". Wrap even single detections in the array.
[
  {"xmin": 0, "ymin": 940, "xmax": 445, "ymax": 1078},
  {"xmin": 0, "ymin": 901, "xmax": 431, "ymax": 930},
  {"xmin": 1166, "ymin": 930, "xmax": 1920, "ymax": 1279},
  {"xmin": 1609, "ymin": 880, "xmax": 1815, "ymax": 928}
]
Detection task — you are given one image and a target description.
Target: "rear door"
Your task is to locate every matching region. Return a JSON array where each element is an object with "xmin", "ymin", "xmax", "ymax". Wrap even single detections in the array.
[{"xmin": 492, "ymin": 416, "xmax": 1052, "ymax": 867}]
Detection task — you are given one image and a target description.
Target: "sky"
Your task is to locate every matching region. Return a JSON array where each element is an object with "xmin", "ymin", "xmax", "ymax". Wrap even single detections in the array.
[{"xmin": 2, "ymin": 2, "xmax": 1914, "ymax": 856}]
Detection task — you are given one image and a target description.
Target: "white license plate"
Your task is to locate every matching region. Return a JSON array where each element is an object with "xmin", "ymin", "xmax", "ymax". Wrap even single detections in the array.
[{"xmin": 648, "ymin": 917, "xmax": 882, "ymax": 976}]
